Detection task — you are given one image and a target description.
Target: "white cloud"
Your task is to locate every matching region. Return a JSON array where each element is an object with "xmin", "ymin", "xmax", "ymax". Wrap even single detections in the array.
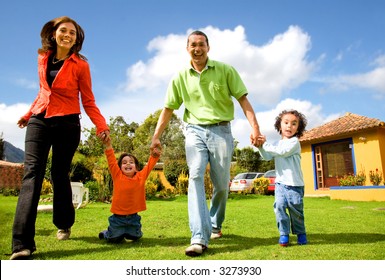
[
  {"xmin": 232, "ymin": 98, "xmax": 342, "ymax": 148},
  {"xmin": 0, "ymin": 103, "xmax": 30, "ymax": 150},
  {"xmin": 122, "ymin": 25, "xmax": 315, "ymax": 107},
  {"xmin": 320, "ymin": 54, "xmax": 385, "ymax": 97}
]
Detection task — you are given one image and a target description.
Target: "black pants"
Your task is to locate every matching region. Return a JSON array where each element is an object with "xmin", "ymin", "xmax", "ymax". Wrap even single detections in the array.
[{"xmin": 12, "ymin": 113, "xmax": 80, "ymax": 253}]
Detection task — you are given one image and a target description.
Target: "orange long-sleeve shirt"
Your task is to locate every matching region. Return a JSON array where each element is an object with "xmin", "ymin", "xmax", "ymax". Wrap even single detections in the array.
[
  {"xmin": 105, "ymin": 148, "xmax": 159, "ymax": 215},
  {"xmin": 23, "ymin": 51, "xmax": 109, "ymax": 134}
]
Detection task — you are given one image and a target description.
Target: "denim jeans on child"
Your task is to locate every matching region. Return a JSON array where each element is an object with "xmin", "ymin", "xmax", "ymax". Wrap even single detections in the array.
[
  {"xmin": 184, "ymin": 123, "xmax": 234, "ymax": 247},
  {"xmin": 101, "ymin": 213, "xmax": 143, "ymax": 243},
  {"xmin": 274, "ymin": 182, "xmax": 306, "ymax": 236}
]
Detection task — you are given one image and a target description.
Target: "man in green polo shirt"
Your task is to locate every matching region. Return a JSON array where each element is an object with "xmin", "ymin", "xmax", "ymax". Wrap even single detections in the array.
[{"xmin": 151, "ymin": 30, "xmax": 262, "ymax": 256}]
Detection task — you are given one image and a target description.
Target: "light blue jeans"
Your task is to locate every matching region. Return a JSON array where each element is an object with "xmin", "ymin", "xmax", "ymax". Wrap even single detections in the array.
[
  {"xmin": 185, "ymin": 123, "xmax": 234, "ymax": 247},
  {"xmin": 274, "ymin": 182, "xmax": 306, "ymax": 236}
]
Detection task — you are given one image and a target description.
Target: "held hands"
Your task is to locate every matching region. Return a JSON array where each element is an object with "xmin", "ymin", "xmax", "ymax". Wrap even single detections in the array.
[
  {"xmin": 98, "ymin": 130, "xmax": 112, "ymax": 149},
  {"xmin": 150, "ymin": 138, "xmax": 162, "ymax": 158},
  {"xmin": 250, "ymin": 127, "xmax": 265, "ymax": 147}
]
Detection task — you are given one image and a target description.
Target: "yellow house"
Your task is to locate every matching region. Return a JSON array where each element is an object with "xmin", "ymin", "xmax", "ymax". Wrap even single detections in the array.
[{"xmin": 300, "ymin": 113, "xmax": 385, "ymax": 201}]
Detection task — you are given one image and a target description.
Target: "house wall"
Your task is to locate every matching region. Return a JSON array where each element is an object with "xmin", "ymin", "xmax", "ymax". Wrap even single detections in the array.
[
  {"xmin": 301, "ymin": 127, "xmax": 385, "ymax": 199},
  {"xmin": 353, "ymin": 129, "xmax": 384, "ymax": 185}
]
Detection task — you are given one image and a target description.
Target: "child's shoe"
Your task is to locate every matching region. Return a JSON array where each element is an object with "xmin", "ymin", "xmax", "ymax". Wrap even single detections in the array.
[
  {"xmin": 297, "ymin": 233, "xmax": 307, "ymax": 245},
  {"xmin": 278, "ymin": 235, "xmax": 289, "ymax": 246}
]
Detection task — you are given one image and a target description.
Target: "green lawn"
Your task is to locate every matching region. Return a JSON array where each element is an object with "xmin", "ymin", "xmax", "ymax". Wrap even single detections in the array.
[{"xmin": 1, "ymin": 194, "xmax": 384, "ymax": 260}]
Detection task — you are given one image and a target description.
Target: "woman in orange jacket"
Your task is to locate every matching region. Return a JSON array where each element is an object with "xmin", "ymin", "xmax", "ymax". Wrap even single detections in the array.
[{"xmin": 10, "ymin": 16, "xmax": 110, "ymax": 260}]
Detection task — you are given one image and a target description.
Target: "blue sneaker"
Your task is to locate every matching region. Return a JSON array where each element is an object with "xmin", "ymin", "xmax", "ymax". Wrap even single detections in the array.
[
  {"xmin": 297, "ymin": 234, "xmax": 307, "ymax": 245},
  {"xmin": 279, "ymin": 235, "xmax": 289, "ymax": 246}
]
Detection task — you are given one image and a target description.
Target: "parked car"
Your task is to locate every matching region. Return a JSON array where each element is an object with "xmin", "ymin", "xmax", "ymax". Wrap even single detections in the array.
[
  {"xmin": 229, "ymin": 172, "xmax": 264, "ymax": 192},
  {"xmin": 263, "ymin": 169, "xmax": 276, "ymax": 194}
]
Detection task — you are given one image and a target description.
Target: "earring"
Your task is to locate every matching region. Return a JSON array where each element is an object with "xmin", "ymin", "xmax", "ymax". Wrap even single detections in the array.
[{"xmin": 51, "ymin": 37, "xmax": 55, "ymax": 41}]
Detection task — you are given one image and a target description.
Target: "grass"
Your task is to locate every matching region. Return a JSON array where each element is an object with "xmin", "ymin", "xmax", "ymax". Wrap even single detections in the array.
[{"xmin": 1, "ymin": 194, "xmax": 385, "ymax": 260}]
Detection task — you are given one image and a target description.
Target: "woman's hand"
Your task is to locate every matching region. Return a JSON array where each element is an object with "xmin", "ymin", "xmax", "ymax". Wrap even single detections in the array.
[{"xmin": 17, "ymin": 117, "xmax": 28, "ymax": 128}]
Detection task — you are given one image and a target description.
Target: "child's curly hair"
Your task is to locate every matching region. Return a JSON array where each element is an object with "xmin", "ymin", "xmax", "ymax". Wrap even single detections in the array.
[{"xmin": 274, "ymin": 109, "xmax": 307, "ymax": 138}]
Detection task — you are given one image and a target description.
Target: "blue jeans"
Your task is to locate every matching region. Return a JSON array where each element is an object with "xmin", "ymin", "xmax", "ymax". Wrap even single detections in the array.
[
  {"xmin": 12, "ymin": 113, "xmax": 80, "ymax": 253},
  {"xmin": 274, "ymin": 182, "xmax": 306, "ymax": 236},
  {"xmin": 185, "ymin": 123, "xmax": 234, "ymax": 247},
  {"xmin": 100, "ymin": 214, "xmax": 143, "ymax": 243}
]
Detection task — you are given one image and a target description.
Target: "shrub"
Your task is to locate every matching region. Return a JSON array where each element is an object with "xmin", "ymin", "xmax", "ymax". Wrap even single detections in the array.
[
  {"xmin": 204, "ymin": 170, "xmax": 213, "ymax": 199},
  {"xmin": 176, "ymin": 171, "xmax": 189, "ymax": 195},
  {"xmin": 41, "ymin": 178, "xmax": 52, "ymax": 195},
  {"xmin": 163, "ymin": 159, "xmax": 188, "ymax": 187},
  {"xmin": 252, "ymin": 178, "xmax": 269, "ymax": 195},
  {"xmin": 145, "ymin": 181, "xmax": 158, "ymax": 198}
]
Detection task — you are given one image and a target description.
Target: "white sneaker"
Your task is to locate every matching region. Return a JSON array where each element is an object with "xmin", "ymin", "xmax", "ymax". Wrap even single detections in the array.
[
  {"xmin": 57, "ymin": 228, "xmax": 71, "ymax": 240},
  {"xmin": 185, "ymin": 244, "xmax": 207, "ymax": 257},
  {"xmin": 211, "ymin": 230, "xmax": 223, "ymax": 239},
  {"xmin": 10, "ymin": 249, "xmax": 31, "ymax": 260}
]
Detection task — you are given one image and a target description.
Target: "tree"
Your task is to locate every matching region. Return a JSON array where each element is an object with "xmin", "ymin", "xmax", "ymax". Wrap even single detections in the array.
[
  {"xmin": 78, "ymin": 116, "xmax": 138, "ymax": 156},
  {"xmin": 233, "ymin": 146, "xmax": 266, "ymax": 172},
  {"xmin": 132, "ymin": 109, "xmax": 185, "ymax": 164}
]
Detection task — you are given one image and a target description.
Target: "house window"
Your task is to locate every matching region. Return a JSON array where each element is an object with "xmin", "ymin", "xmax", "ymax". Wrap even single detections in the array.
[{"xmin": 313, "ymin": 139, "xmax": 354, "ymax": 189}]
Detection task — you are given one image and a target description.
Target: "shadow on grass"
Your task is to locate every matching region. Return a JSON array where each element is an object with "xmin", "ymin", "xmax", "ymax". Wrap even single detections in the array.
[{"xmin": 28, "ymin": 231, "xmax": 385, "ymax": 260}]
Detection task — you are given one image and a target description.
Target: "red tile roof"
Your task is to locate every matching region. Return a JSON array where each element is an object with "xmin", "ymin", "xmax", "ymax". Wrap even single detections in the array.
[{"xmin": 300, "ymin": 113, "xmax": 385, "ymax": 142}]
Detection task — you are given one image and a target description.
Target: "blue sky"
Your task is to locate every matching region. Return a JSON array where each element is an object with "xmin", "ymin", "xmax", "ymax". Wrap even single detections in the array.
[{"xmin": 1, "ymin": 0, "xmax": 385, "ymax": 150}]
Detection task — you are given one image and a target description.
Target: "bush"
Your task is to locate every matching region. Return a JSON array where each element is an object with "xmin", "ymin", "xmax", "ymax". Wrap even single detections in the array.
[
  {"xmin": 252, "ymin": 178, "xmax": 269, "ymax": 195},
  {"xmin": 145, "ymin": 181, "xmax": 158, "ymax": 198},
  {"xmin": 163, "ymin": 159, "xmax": 188, "ymax": 187},
  {"xmin": 41, "ymin": 178, "xmax": 52, "ymax": 195},
  {"xmin": 176, "ymin": 171, "xmax": 189, "ymax": 195},
  {"xmin": 204, "ymin": 170, "xmax": 213, "ymax": 199}
]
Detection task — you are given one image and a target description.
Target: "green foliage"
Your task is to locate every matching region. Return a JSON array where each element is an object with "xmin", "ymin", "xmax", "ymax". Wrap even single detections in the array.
[
  {"xmin": 176, "ymin": 171, "xmax": 189, "ymax": 195},
  {"xmin": 78, "ymin": 116, "xmax": 138, "ymax": 157},
  {"xmin": 146, "ymin": 171, "xmax": 162, "ymax": 192},
  {"xmin": 338, "ymin": 170, "xmax": 366, "ymax": 186},
  {"xmin": 163, "ymin": 159, "xmax": 188, "ymax": 187},
  {"xmin": 252, "ymin": 178, "xmax": 269, "ymax": 195},
  {"xmin": 145, "ymin": 181, "xmax": 158, "ymax": 199},
  {"xmin": 84, "ymin": 181, "xmax": 106, "ymax": 202},
  {"xmin": 204, "ymin": 170, "xmax": 213, "ymax": 199},
  {"xmin": 233, "ymin": 147, "xmax": 260, "ymax": 171},
  {"xmin": 41, "ymin": 178, "xmax": 52, "ymax": 195},
  {"xmin": 70, "ymin": 152, "xmax": 93, "ymax": 182},
  {"xmin": 133, "ymin": 110, "xmax": 185, "ymax": 164}
]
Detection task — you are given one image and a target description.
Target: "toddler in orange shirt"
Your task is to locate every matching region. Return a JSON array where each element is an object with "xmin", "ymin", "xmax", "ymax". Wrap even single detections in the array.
[{"xmin": 99, "ymin": 136, "xmax": 161, "ymax": 243}]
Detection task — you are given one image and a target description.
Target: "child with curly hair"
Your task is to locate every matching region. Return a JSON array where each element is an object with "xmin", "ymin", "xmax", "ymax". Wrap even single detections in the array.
[{"xmin": 256, "ymin": 109, "xmax": 308, "ymax": 246}]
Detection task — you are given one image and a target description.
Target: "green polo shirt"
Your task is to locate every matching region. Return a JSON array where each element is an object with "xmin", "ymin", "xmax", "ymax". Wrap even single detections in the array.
[{"xmin": 165, "ymin": 59, "xmax": 248, "ymax": 124}]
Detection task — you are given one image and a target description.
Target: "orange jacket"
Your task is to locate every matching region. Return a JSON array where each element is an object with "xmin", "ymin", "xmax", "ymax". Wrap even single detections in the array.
[
  {"xmin": 23, "ymin": 51, "xmax": 108, "ymax": 134},
  {"xmin": 105, "ymin": 148, "xmax": 159, "ymax": 215}
]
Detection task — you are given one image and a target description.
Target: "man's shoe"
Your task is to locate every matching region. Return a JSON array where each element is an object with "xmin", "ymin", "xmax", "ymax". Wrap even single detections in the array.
[
  {"xmin": 211, "ymin": 230, "xmax": 223, "ymax": 239},
  {"xmin": 57, "ymin": 228, "xmax": 71, "ymax": 240},
  {"xmin": 10, "ymin": 249, "xmax": 31, "ymax": 260},
  {"xmin": 297, "ymin": 234, "xmax": 307, "ymax": 245},
  {"xmin": 185, "ymin": 244, "xmax": 207, "ymax": 257},
  {"xmin": 279, "ymin": 235, "xmax": 289, "ymax": 246}
]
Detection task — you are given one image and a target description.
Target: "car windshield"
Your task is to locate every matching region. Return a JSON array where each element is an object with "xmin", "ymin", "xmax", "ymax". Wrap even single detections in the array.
[
  {"xmin": 234, "ymin": 173, "xmax": 248, "ymax": 180},
  {"xmin": 233, "ymin": 173, "xmax": 259, "ymax": 180},
  {"xmin": 264, "ymin": 170, "xmax": 275, "ymax": 177}
]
